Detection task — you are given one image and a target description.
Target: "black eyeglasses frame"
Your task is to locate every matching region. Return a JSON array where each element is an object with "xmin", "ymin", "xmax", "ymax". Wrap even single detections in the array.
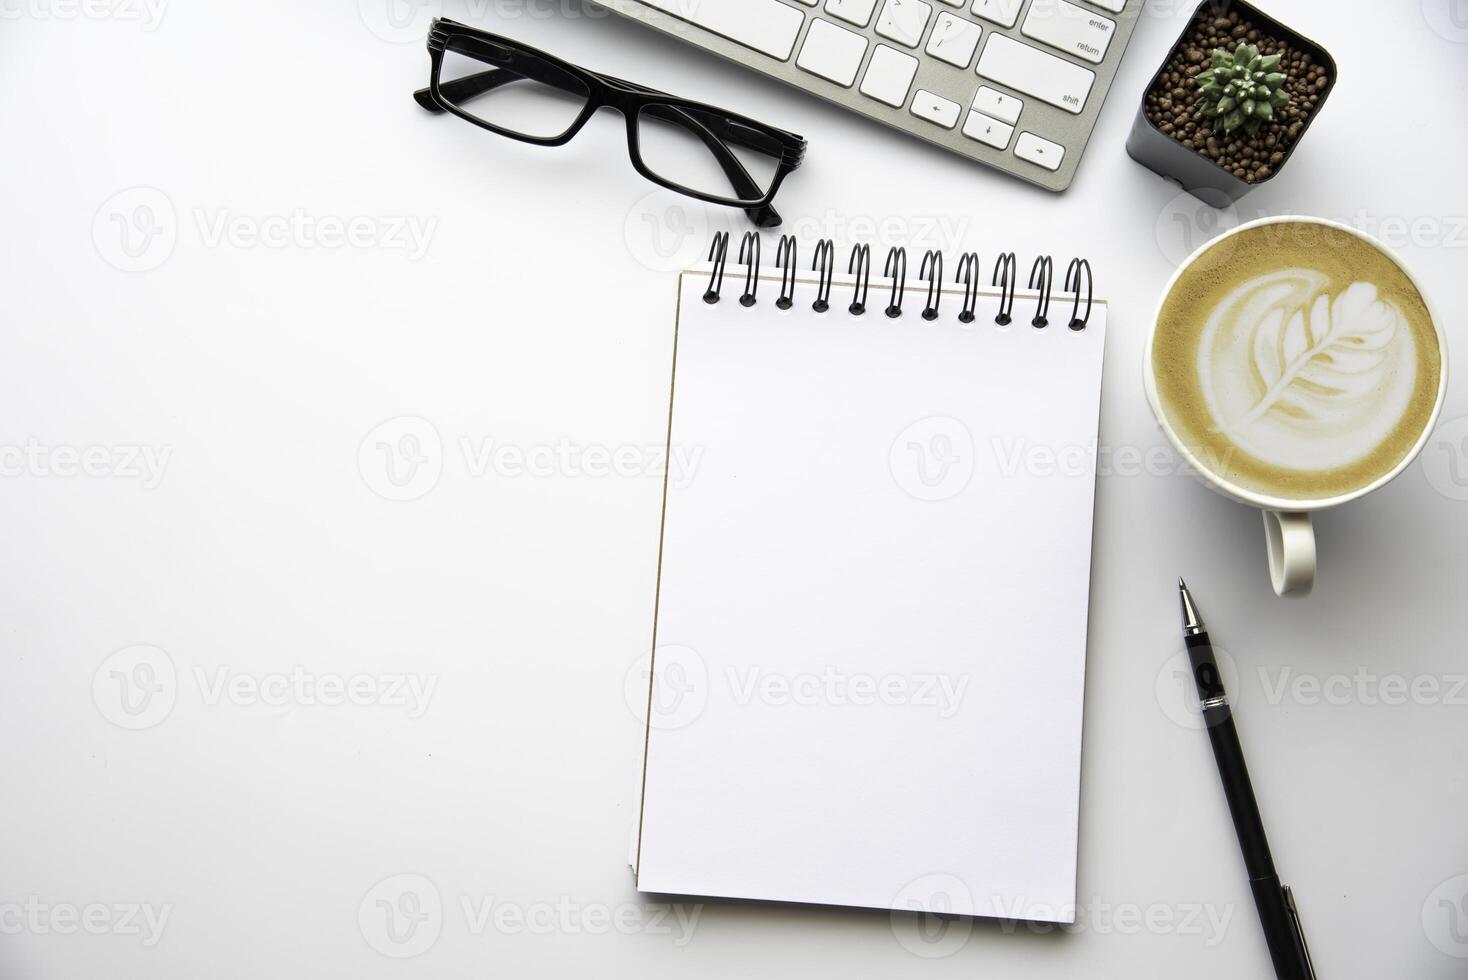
[{"xmin": 413, "ymin": 18, "xmax": 807, "ymax": 227}]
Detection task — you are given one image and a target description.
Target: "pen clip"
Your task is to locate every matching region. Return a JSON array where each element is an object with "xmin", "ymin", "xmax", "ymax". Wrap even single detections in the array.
[{"xmin": 1282, "ymin": 885, "xmax": 1317, "ymax": 980}]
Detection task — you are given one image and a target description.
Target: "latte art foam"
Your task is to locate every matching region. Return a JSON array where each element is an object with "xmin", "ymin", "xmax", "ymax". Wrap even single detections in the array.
[
  {"xmin": 1199, "ymin": 271, "xmax": 1416, "ymax": 471},
  {"xmin": 1153, "ymin": 223, "xmax": 1442, "ymax": 503}
]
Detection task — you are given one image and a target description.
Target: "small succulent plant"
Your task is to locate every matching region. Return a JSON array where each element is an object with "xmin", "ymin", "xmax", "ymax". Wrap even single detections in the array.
[{"xmin": 1195, "ymin": 42, "xmax": 1289, "ymax": 136}]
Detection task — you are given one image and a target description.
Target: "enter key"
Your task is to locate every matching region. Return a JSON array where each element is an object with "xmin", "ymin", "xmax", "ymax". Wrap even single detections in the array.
[{"xmin": 1021, "ymin": 0, "xmax": 1115, "ymax": 65}]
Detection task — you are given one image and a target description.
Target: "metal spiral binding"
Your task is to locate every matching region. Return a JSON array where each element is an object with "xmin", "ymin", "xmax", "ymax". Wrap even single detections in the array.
[
  {"xmin": 848, "ymin": 244, "xmax": 871, "ymax": 316},
  {"xmin": 703, "ymin": 231, "xmax": 730, "ymax": 304},
  {"xmin": 1028, "ymin": 256, "xmax": 1054, "ymax": 328},
  {"xmin": 1064, "ymin": 258, "xmax": 1093, "ymax": 331},
  {"xmin": 775, "ymin": 235, "xmax": 798, "ymax": 310},
  {"xmin": 883, "ymin": 247, "xmax": 907, "ymax": 319},
  {"xmin": 698, "ymin": 234, "xmax": 1094, "ymax": 333},
  {"xmin": 954, "ymin": 252, "xmax": 979, "ymax": 324},
  {"xmin": 738, "ymin": 231, "xmax": 761, "ymax": 307},
  {"xmin": 811, "ymin": 239, "xmax": 834, "ymax": 313},
  {"xmin": 992, "ymin": 252, "xmax": 1017, "ymax": 325},
  {"xmin": 920, "ymin": 250, "xmax": 944, "ymax": 321}
]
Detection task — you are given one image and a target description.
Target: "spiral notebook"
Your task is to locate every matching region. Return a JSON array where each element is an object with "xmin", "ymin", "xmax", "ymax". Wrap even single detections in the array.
[{"xmin": 634, "ymin": 234, "xmax": 1107, "ymax": 924}]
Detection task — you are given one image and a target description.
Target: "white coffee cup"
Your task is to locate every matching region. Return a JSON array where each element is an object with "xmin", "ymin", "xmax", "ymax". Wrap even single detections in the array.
[{"xmin": 1144, "ymin": 216, "xmax": 1449, "ymax": 597}]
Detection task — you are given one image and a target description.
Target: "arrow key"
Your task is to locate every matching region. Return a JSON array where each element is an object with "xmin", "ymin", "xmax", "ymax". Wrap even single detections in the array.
[
  {"xmin": 962, "ymin": 110, "xmax": 1014, "ymax": 149},
  {"xmin": 1015, "ymin": 132, "xmax": 1064, "ymax": 171}
]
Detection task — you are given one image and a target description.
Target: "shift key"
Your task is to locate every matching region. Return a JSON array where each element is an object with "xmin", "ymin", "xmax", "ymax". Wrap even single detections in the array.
[{"xmin": 975, "ymin": 34, "xmax": 1095, "ymax": 114}]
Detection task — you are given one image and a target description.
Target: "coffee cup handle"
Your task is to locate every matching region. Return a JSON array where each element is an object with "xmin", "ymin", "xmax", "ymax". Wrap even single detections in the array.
[{"xmin": 1263, "ymin": 511, "xmax": 1315, "ymax": 596}]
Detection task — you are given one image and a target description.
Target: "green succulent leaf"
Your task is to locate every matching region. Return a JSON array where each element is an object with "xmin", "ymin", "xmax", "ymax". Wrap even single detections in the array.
[{"xmin": 1194, "ymin": 43, "xmax": 1291, "ymax": 135}]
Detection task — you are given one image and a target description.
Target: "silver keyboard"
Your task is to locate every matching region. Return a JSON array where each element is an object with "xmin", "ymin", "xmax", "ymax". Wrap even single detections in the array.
[{"xmin": 590, "ymin": 0, "xmax": 1145, "ymax": 192}]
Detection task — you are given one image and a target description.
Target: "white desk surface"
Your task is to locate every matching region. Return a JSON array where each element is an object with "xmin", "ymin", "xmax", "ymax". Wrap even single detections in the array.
[{"xmin": 3, "ymin": 2, "xmax": 1465, "ymax": 977}]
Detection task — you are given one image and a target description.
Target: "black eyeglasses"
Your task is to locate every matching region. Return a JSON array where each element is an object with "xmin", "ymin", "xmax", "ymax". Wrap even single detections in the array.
[{"xmin": 413, "ymin": 19, "xmax": 806, "ymax": 228}]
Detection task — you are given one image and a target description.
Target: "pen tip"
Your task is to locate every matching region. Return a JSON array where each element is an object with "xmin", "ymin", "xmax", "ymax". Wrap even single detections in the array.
[{"xmin": 1178, "ymin": 578, "xmax": 1203, "ymax": 633}]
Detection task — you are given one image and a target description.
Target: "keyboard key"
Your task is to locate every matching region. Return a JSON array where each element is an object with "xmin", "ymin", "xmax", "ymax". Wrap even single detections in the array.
[
  {"xmin": 971, "ymin": 0, "xmax": 1023, "ymax": 28},
  {"xmin": 875, "ymin": 0, "xmax": 933, "ymax": 47},
  {"xmin": 962, "ymin": 110, "xmax": 1013, "ymax": 149},
  {"xmin": 825, "ymin": 0, "xmax": 881, "ymax": 27},
  {"xmin": 975, "ymin": 34, "xmax": 1095, "ymax": 114},
  {"xmin": 1015, "ymin": 131, "xmax": 1064, "ymax": 170},
  {"xmin": 971, "ymin": 85, "xmax": 1021, "ymax": 123},
  {"xmin": 634, "ymin": 0, "xmax": 806, "ymax": 60},
  {"xmin": 1086, "ymin": 0, "xmax": 1126, "ymax": 12},
  {"xmin": 1021, "ymin": 0, "xmax": 1115, "ymax": 64},
  {"xmin": 911, "ymin": 89, "xmax": 961, "ymax": 127},
  {"xmin": 797, "ymin": 18, "xmax": 870, "ymax": 86},
  {"xmin": 925, "ymin": 11, "xmax": 982, "ymax": 67},
  {"xmin": 860, "ymin": 44, "xmax": 920, "ymax": 106}
]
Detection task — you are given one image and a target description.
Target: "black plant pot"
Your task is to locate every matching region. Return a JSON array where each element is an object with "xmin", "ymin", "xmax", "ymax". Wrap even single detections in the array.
[{"xmin": 1126, "ymin": 0, "xmax": 1337, "ymax": 208}]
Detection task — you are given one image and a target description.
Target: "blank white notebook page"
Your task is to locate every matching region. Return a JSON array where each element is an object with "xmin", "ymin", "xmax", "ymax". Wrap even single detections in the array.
[{"xmin": 636, "ymin": 267, "xmax": 1107, "ymax": 923}]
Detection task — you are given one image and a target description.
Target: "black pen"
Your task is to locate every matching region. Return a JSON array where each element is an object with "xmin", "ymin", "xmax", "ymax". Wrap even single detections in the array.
[{"xmin": 1178, "ymin": 579, "xmax": 1315, "ymax": 980}]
